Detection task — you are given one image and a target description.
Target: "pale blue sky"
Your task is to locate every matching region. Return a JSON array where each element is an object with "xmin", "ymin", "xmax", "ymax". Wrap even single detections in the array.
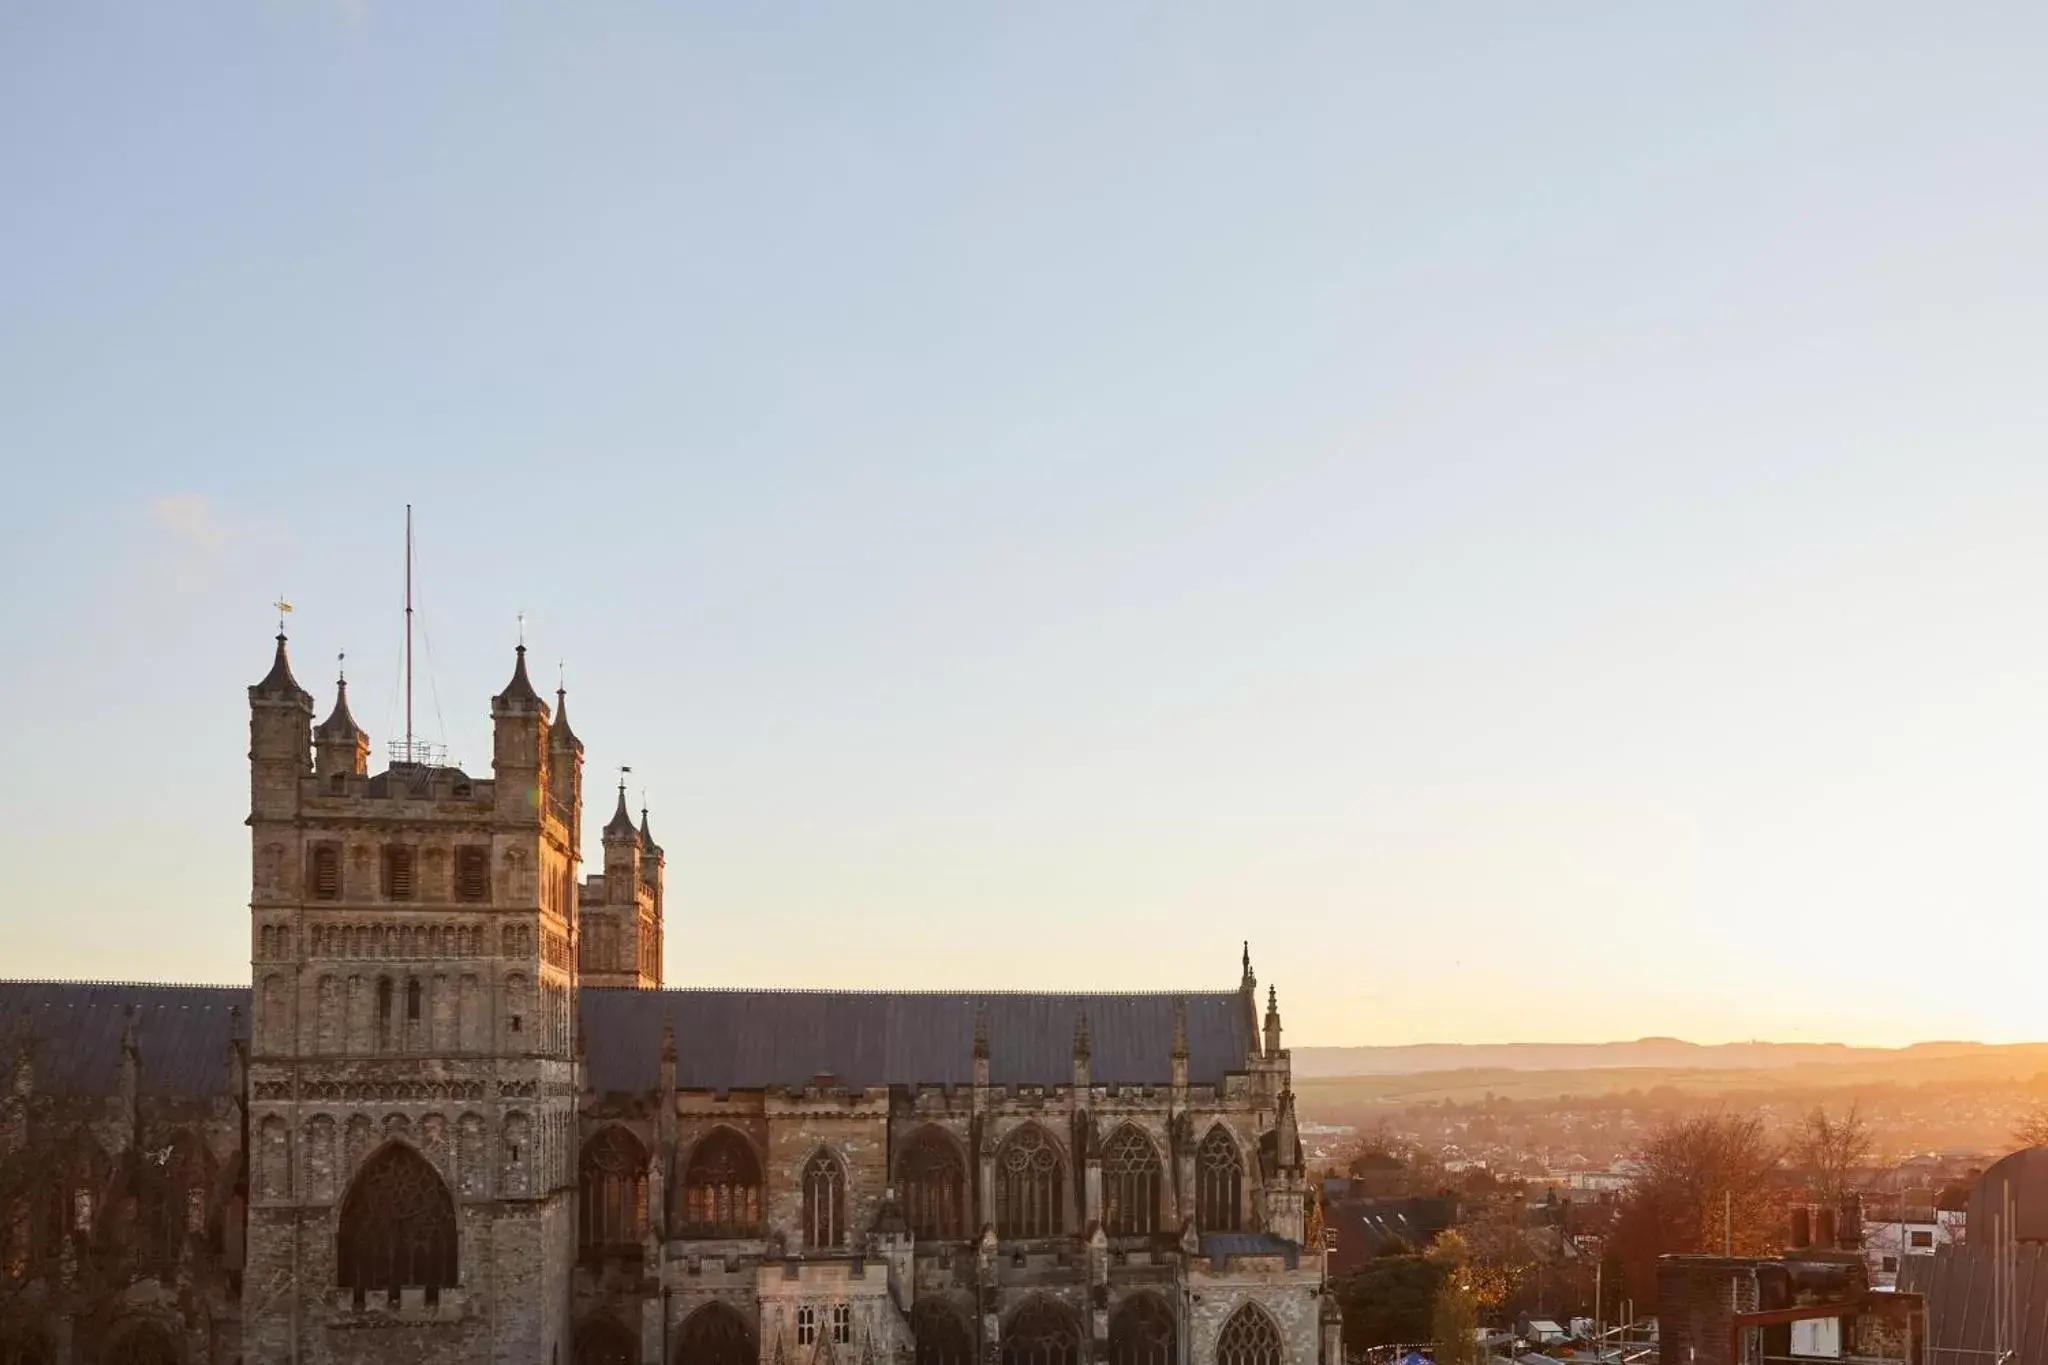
[{"xmin": 4, "ymin": 3, "xmax": 2047, "ymax": 1046}]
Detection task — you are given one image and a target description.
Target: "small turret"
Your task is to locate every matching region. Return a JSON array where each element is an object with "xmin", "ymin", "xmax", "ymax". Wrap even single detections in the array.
[
  {"xmin": 248, "ymin": 632, "xmax": 314, "ymax": 820},
  {"xmin": 548, "ymin": 685, "xmax": 584, "ymax": 822},
  {"xmin": 602, "ymin": 783, "xmax": 641, "ymax": 901},
  {"xmin": 314, "ymin": 668, "xmax": 370, "ymax": 779},
  {"xmin": 1264, "ymin": 984, "xmax": 1283, "ymax": 1058},
  {"xmin": 491, "ymin": 644, "xmax": 551, "ymax": 825}
]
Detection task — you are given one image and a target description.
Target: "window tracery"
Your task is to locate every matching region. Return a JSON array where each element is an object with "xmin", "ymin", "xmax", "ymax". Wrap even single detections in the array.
[
  {"xmin": 675, "ymin": 1303, "xmax": 753, "ymax": 1365},
  {"xmin": 580, "ymin": 1127, "xmax": 648, "ymax": 1256},
  {"xmin": 1001, "ymin": 1299, "xmax": 1079, "ymax": 1365},
  {"xmin": 995, "ymin": 1125, "xmax": 1064, "ymax": 1239},
  {"xmin": 1216, "ymin": 1307, "xmax": 1283, "ymax": 1365},
  {"xmin": 1101, "ymin": 1125, "xmax": 1162, "ymax": 1237},
  {"xmin": 1108, "ymin": 1295, "xmax": 1176, "ymax": 1365},
  {"xmin": 679, "ymin": 1129, "xmax": 762, "ymax": 1238},
  {"xmin": 898, "ymin": 1127, "xmax": 966, "ymax": 1240},
  {"xmin": 1197, "ymin": 1125, "xmax": 1244, "ymax": 1233},
  {"xmin": 337, "ymin": 1143, "xmax": 458, "ymax": 1307},
  {"xmin": 803, "ymin": 1148, "xmax": 847, "ymax": 1249}
]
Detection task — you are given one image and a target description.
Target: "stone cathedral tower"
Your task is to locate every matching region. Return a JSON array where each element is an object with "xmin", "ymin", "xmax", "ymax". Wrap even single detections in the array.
[{"xmin": 241, "ymin": 634, "xmax": 596, "ymax": 1365}]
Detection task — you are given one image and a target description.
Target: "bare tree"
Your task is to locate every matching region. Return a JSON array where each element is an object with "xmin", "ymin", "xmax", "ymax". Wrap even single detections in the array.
[
  {"xmin": 1788, "ymin": 1102, "xmax": 1873, "ymax": 1206},
  {"xmin": 1613, "ymin": 1113, "xmax": 1783, "ymax": 1309},
  {"xmin": 2013, "ymin": 1107, "xmax": 2048, "ymax": 1151}
]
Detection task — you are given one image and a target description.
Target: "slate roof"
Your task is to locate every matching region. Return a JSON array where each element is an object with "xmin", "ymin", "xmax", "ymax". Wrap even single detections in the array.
[
  {"xmin": 1905, "ymin": 1242, "xmax": 2048, "ymax": 1365},
  {"xmin": 0, "ymin": 982, "xmax": 1259, "ymax": 1100},
  {"xmin": 1199, "ymin": 1233, "xmax": 1301, "ymax": 1269},
  {"xmin": 580, "ymin": 988, "xmax": 1257, "ymax": 1092},
  {"xmin": 0, "ymin": 982, "xmax": 245, "ymax": 1098}
]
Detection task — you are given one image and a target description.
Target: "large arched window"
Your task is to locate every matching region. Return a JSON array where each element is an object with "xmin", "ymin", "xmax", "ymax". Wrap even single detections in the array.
[
  {"xmin": 914, "ymin": 1300, "xmax": 976, "ymax": 1365},
  {"xmin": 803, "ymin": 1148, "xmax": 846, "ymax": 1249},
  {"xmin": 898, "ymin": 1127, "xmax": 966, "ymax": 1241},
  {"xmin": 1216, "ymin": 1306, "xmax": 1284, "ymax": 1365},
  {"xmin": 580, "ymin": 1126, "xmax": 649, "ymax": 1257},
  {"xmin": 1001, "ymin": 1298, "xmax": 1080, "ymax": 1365},
  {"xmin": 1197, "ymin": 1125, "xmax": 1244, "ymax": 1233},
  {"xmin": 104, "ymin": 1323, "xmax": 179, "ymax": 1365},
  {"xmin": 577, "ymin": 1315, "xmax": 641, "ymax": 1365},
  {"xmin": 674, "ymin": 1302, "xmax": 754, "ymax": 1365},
  {"xmin": 1108, "ymin": 1294, "xmax": 1176, "ymax": 1365},
  {"xmin": 995, "ymin": 1125, "xmax": 1064, "ymax": 1239},
  {"xmin": 337, "ymin": 1143, "xmax": 458, "ymax": 1307},
  {"xmin": 679, "ymin": 1129, "xmax": 762, "ymax": 1238},
  {"xmin": 1101, "ymin": 1125, "xmax": 1162, "ymax": 1237}
]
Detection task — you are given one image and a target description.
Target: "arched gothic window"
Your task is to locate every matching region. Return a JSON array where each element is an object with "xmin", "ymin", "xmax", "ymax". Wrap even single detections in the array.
[
  {"xmin": 802, "ymin": 1148, "xmax": 846, "ymax": 1249},
  {"xmin": 1101, "ymin": 1125, "xmax": 1162, "ymax": 1237},
  {"xmin": 337, "ymin": 1143, "xmax": 458, "ymax": 1307},
  {"xmin": 1001, "ymin": 1298, "xmax": 1080, "ymax": 1365},
  {"xmin": 678, "ymin": 1129, "xmax": 762, "ymax": 1238},
  {"xmin": 898, "ymin": 1127, "xmax": 966, "ymax": 1240},
  {"xmin": 1216, "ymin": 1306, "xmax": 1284, "ymax": 1365},
  {"xmin": 995, "ymin": 1125, "xmax": 1064, "ymax": 1239},
  {"xmin": 913, "ymin": 1300, "xmax": 975, "ymax": 1365},
  {"xmin": 104, "ymin": 1323, "xmax": 179, "ymax": 1365},
  {"xmin": 1108, "ymin": 1295, "xmax": 1177, "ymax": 1365},
  {"xmin": 577, "ymin": 1315, "xmax": 641, "ymax": 1365},
  {"xmin": 674, "ymin": 1302, "xmax": 754, "ymax": 1365},
  {"xmin": 579, "ymin": 1126, "xmax": 649, "ymax": 1257},
  {"xmin": 1197, "ymin": 1125, "xmax": 1244, "ymax": 1233}
]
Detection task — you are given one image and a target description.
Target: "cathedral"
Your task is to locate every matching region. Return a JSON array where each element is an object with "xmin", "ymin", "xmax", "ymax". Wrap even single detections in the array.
[{"xmin": 0, "ymin": 630, "xmax": 1334, "ymax": 1365}]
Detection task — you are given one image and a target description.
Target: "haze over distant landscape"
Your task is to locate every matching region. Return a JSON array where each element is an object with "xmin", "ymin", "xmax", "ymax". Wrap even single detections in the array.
[{"xmin": 1293, "ymin": 1037, "xmax": 2011, "ymax": 1078}]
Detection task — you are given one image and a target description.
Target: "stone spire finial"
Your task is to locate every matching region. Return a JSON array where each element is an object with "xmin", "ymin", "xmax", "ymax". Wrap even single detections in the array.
[
  {"xmin": 603, "ymin": 782, "xmax": 637, "ymax": 841},
  {"xmin": 638, "ymin": 803, "xmax": 661, "ymax": 857},
  {"xmin": 1275, "ymin": 1088, "xmax": 1303, "ymax": 1171},
  {"xmin": 315, "ymin": 671, "xmax": 366, "ymax": 743},
  {"xmin": 249, "ymin": 629, "xmax": 311, "ymax": 704},
  {"xmin": 551, "ymin": 684, "xmax": 582, "ymax": 750},
  {"xmin": 493, "ymin": 642, "xmax": 545, "ymax": 711},
  {"xmin": 1263, "ymin": 984, "xmax": 1283, "ymax": 1058},
  {"xmin": 1241, "ymin": 940, "xmax": 1256, "ymax": 994}
]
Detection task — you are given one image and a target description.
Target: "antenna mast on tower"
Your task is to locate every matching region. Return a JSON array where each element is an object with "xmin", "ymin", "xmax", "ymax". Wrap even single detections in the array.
[{"xmin": 405, "ymin": 505, "xmax": 414, "ymax": 763}]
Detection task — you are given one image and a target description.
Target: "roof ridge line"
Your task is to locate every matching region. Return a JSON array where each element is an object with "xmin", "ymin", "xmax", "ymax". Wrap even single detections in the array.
[
  {"xmin": 579, "ymin": 986, "xmax": 1240, "ymax": 998},
  {"xmin": 0, "ymin": 979, "xmax": 248, "ymax": 991}
]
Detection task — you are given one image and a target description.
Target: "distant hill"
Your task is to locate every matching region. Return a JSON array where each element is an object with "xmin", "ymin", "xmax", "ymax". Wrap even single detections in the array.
[{"xmin": 1292, "ymin": 1037, "xmax": 2007, "ymax": 1078}]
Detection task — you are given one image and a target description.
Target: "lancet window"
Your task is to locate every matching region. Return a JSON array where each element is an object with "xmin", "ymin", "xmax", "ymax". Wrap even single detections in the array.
[{"xmin": 802, "ymin": 1148, "xmax": 846, "ymax": 1249}]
